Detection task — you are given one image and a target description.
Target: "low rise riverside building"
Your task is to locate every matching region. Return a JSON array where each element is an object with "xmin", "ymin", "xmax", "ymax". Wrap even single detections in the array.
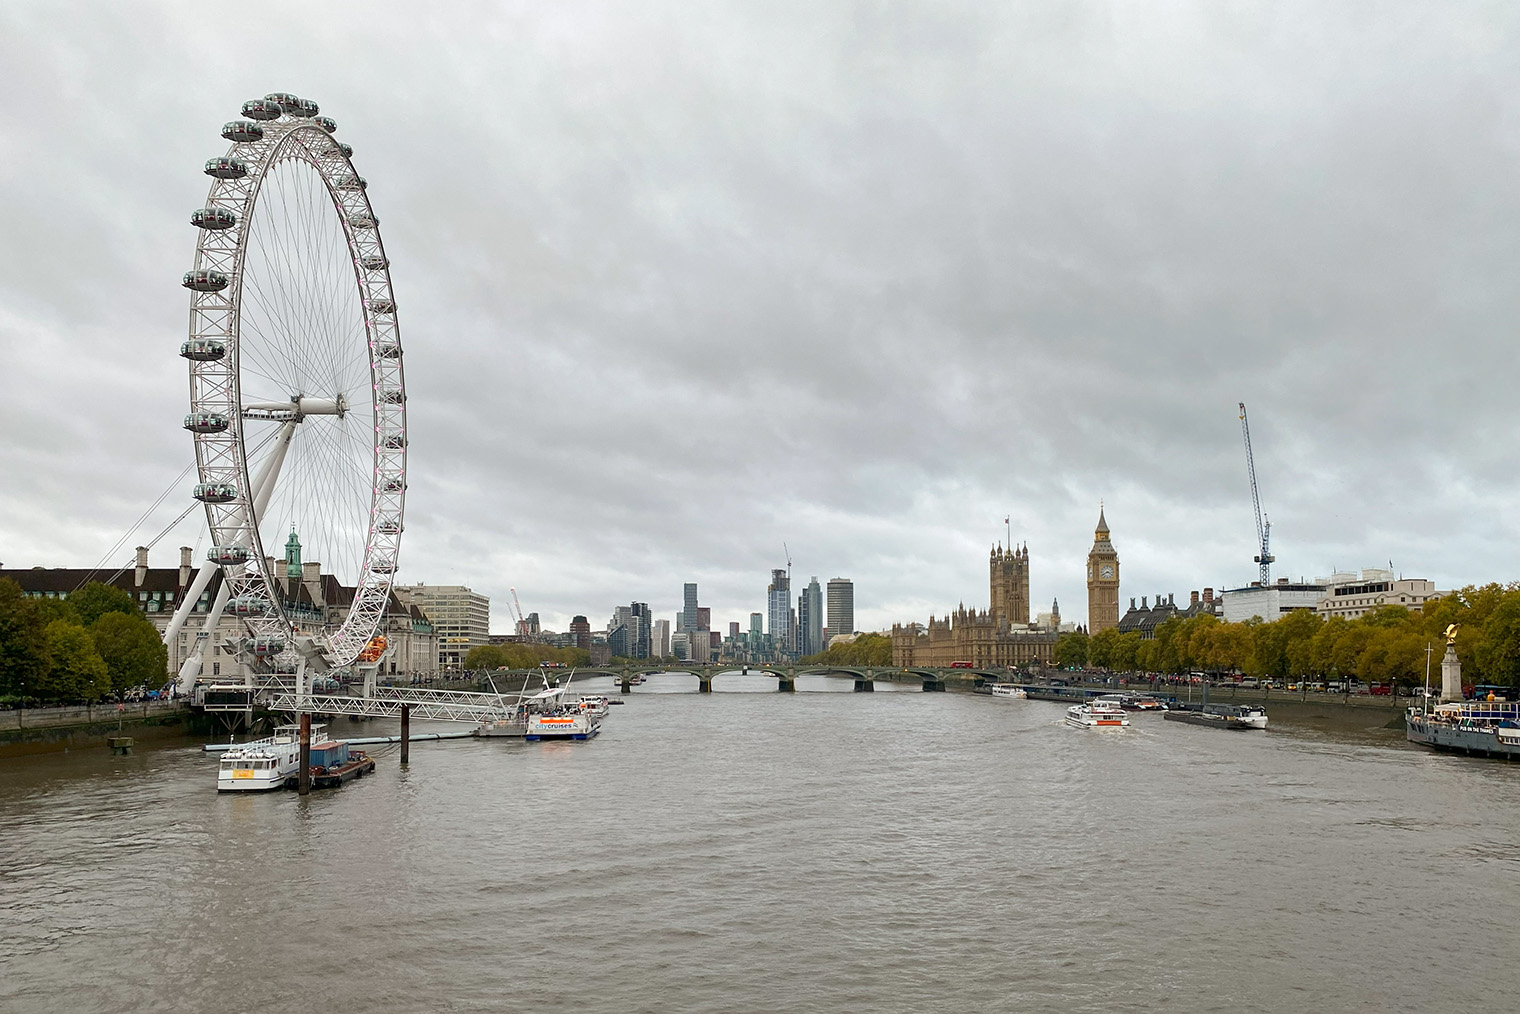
[{"xmin": 1315, "ymin": 569, "xmax": 1443, "ymax": 620}]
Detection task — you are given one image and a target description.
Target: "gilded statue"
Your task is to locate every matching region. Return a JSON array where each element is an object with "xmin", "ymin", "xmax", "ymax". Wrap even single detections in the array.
[{"xmin": 1444, "ymin": 623, "xmax": 1459, "ymax": 646}]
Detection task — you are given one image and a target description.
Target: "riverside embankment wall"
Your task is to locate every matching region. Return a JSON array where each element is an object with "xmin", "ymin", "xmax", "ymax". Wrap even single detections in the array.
[{"xmin": 0, "ymin": 702, "xmax": 194, "ymax": 758}]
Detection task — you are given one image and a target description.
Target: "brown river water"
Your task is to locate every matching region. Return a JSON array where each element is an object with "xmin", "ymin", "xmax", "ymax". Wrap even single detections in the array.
[{"xmin": 2, "ymin": 672, "xmax": 1517, "ymax": 1013}]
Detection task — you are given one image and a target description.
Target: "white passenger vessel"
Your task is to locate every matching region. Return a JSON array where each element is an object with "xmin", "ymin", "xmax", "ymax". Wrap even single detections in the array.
[
  {"xmin": 989, "ymin": 684, "xmax": 1028, "ymax": 699},
  {"xmin": 1065, "ymin": 699, "xmax": 1130, "ymax": 729},
  {"xmin": 477, "ymin": 679, "xmax": 607, "ymax": 741},
  {"xmin": 217, "ymin": 724, "xmax": 332, "ymax": 792}
]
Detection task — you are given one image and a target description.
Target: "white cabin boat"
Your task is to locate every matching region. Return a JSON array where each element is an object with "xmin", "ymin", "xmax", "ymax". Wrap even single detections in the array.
[
  {"xmin": 477, "ymin": 680, "xmax": 605, "ymax": 741},
  {"xmin": 217, "ymin": 724, "xmax": 331, "ymax": 792},
  {"xmin": 989, "ymin": 684, "xmax": 1028, "ymax": 699},
  {"xmin": 1065, "ymin": 700, "xmax": 1130, "ymax": 729}
]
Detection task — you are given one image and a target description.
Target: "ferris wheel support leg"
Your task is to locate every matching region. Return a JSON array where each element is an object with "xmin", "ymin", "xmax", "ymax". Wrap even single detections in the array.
[
  {"xmin": 243, "ymin": 418, "xmax": 298, "ymax": 525},
  {"xmin": 177, "ymin": 577, "xmax": 236, "ymax": 694},
  {"xmin": 163, "ymin": 558, "xmax": 220, "ymax": 649}
]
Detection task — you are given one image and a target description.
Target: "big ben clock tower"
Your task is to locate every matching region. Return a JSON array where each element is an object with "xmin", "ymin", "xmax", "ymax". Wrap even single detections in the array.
[{"xmin": 1086, "ymin": 506, "xmax": 1120, "ymax": 634}]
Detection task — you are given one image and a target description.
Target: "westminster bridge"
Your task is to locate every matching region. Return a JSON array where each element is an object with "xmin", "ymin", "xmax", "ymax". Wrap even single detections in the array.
[{"xmin": 478, "ymin": 664, "xmax": 1015, "ymax": 694}]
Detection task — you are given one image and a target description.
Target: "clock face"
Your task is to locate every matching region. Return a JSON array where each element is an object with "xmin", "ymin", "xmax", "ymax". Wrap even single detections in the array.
[{"xmin": 1100, "ymin": 565, "xmax": 1114, "ymax": 580}]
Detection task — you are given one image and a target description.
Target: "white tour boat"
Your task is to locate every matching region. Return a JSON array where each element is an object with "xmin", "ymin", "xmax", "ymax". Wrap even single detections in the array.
[
  {"xmin": 478, "ymin": 679, "xmax": 606, "ymax": 741},
  {"xmin": 1065, "ymin": 699, "xmax": 1131, "ymax": 729},
  {"xmin": 989, "ymin": 684, "xmax": 1028, "ymax": 699},
  {"xmin": 217, "ymin": 724, "xmax": 332, "ymax": 792}
]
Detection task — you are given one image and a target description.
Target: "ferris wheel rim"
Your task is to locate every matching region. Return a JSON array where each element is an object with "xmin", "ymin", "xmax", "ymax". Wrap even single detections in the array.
[{"xmin": 183, "ymin": 95, "xmax": 407, "ymax": 672}]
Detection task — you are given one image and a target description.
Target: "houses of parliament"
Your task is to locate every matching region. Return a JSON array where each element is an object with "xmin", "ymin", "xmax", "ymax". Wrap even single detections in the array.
[{"xmin": 890, "ymin": 509, "xmax": 1119, "ymax": 667}]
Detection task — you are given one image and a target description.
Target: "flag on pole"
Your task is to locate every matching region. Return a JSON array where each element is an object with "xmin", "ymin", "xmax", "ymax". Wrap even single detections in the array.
[{"xmin": 1004, "ymin": 516, "xmax": 1010, "ymax": 524}]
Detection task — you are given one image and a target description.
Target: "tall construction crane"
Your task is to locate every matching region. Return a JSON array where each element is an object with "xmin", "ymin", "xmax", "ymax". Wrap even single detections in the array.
[
  {"xmin": 508, "ymin": 587, "xmax": 529, "ymax": 637},
  {"xmin": 1238, "ymin": 402, "xmax": 1274, "ymax": 586}
]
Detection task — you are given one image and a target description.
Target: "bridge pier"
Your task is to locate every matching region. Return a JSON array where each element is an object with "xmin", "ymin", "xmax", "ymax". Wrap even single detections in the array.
[
  {"xmin": 619, "ymin": 671, "xmax": 633, "ymax": 694},
  {"xmin": 698, "ymin": 676, "xmax": 713, "ymax": 693},
  {"xmin": 922, "ymin": 676, "xmax": 946, "ymax": 692},
  {"xmin": 854, "ymin": 676, "xmax": 875, "ymax": 692},
  {"xmin": 400, "ymin": 704, "xmax": 410, "ymax": 766},
  {"xmin": 777, "ymin": 677, "xmax": 795, "ymax": 692}
]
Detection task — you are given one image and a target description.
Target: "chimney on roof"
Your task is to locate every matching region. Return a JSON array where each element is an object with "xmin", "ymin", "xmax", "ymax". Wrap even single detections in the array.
[
  {"xmin": 1141, "ymin": 596, "xmax": 1148, "ymax": 609},
  {"xmin": 179, "ymin": 546, "xmax": 192, "ymax": 588},
  {"xmin": 302, "ymin": 561, "xmax": 321, "ymax": 607},
  {"xmin": 1203, "ymin": 587, "xmax": 1214, "ymax": 602},
  {"xmin": 1168, "ymin": 593, "xmax": 1174, "ymax": 606},
  {"xmin": 1190, "ymin": 590, "xmax": 1200, "ymax": 606},
  {"xmin": 135, "ymin": 546, "xmax": 148, "ymax": 587},
  {"xmin": 1130, "ymin": 597, "xmax": 1136, "ymax": 609}
]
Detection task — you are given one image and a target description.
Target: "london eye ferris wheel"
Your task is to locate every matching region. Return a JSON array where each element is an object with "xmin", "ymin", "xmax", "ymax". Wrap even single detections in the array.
[{"xmin": 175, "ymin": 92, "xmax": 407, "ymax": 684}]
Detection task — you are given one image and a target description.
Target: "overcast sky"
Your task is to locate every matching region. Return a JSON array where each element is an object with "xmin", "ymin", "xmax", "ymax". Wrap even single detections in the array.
[{"xmin": 3, "ymin": 1, "xmax": 1519, "ymax": 636}]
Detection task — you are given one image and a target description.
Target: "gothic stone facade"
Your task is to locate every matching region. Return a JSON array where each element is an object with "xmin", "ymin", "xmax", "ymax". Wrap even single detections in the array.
[{"xmin": 890, "ymin": 543, "xmax": 1055, "ymax": 667}]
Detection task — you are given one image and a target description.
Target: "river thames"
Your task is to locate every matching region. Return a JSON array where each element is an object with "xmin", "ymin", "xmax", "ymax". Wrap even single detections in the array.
[{"xmin": 2, "ymin": 673, "xmax": 1517, "ymax": 1013}]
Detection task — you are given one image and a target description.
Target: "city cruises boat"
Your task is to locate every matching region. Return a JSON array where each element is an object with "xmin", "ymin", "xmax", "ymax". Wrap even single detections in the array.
[
  {"xmin": 988, "ymin": 684, "xmax": 1028, "ymax": 699},
  {"xmin": 217, "ymin": 724, "xmax": 331, "ymax": 792},
  {"xmin": 1065, "ymin": 700, "xmax": 1130, "ymax": 729},
  {"xmin": 1406, "ymin": 701, "xmax": 1520, "ymax": 759},
  {"xmin": 1171, "ymin": 702, "xmax": 1268, "ymax": 729},
  {"xmin": 478, "ymin": 682, "xmax": 606, "ymax": 741}
]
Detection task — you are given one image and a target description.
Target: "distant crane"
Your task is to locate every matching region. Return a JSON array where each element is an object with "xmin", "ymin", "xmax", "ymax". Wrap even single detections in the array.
[
  {"xmin": 508, "ymin": 587, "xmax": 529, "ymax": 637},
  {"xmin": 1238, "ymin": 402, "xmax": 1274, "ymax": 586}
]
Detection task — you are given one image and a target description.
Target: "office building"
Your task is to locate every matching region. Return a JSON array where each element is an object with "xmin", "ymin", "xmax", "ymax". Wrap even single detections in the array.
[
  {"xmin": 767, "ymin": 568, "xmax": 791, "ymax": 654},
  {"xmin": 826, "ymin": 578, "xmax": 854, "ymax": 638},
  {"xmin": 569, "ymin": 615, "xmax": 591, "ymax": 651},
  {"xmin": 652, "ymin": 618, "xmax": 670, "ymax": 658},
  {"xmin": 1316, "ymin": 569, "xmax": 1443, "ymax": 620},
  {"xmin": 798, "ymin": 576, "xmax": 823, "ymax": 656},
  {"xmin": 682, "ymin": 583, "xmax": 699, "ymax": 632},
  {"xmin": 393, "ymin": 583, "xmax": 490, "ymax": 670}
]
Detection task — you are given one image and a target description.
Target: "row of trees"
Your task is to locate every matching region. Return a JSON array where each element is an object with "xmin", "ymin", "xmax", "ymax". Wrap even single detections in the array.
[
  {"xmin": 0, "ymin": 578, "xmax": 170, "ymax": 705},
  {"xmin": 1051, "ymin": 583, "xmax": 1520, "ymax": 687},
  {"xmin": 461, "ymin": 642, "xmax": 591, "ymax": 671},
  {"xmin": 802, "ymin": 633, "xmax": 892, "ymax": 666}
]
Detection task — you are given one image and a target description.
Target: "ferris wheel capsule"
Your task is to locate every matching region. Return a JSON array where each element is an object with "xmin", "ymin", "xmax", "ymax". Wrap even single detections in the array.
[
  {"xmin": 348, "ymin": 212, "xmax": 377, "ymax": 229},
  {"xmin": 229, "ymin": 595, "xmax": 271, "ymax": 617},
  {"xmin": 250, "ymin": 636, "xmax": 286, "ymax": 657},
  {"xmin": 181, "ymin": 339, "xmax": 226, "ymax": 361},
  {"xmin": 183, "ymin": 410, "xmax": 229, "ymax": 433},
  {"xmin": 263, "ymin": 92, "xmax": 300, "ymax": 112},
  {"xmin": 208, "ymin": 545, "xmax": 251, "ymax": 566},
  {"xmin": 192, "ymin": 482, "xmax": 238, "ymax": 504},
  {"xmin": 381, "ymin": 477, "xmax": 407, "ymax": 493},
  {"xmin": 182, "ymin": 269, "xmax": 229, "ymax": 292},
  {"xmin": 375, "ymin": 517, "xmax": 402, "ymax": 534},
  {"xmin": 241, "ymin": 98, "xmax": 283, "ymax": 121},
  {"xmin": 370, "ymin": 558, "xmax": 397, "ymax": 575},
  {"xmin": 191, "ymin": 207, "xmax": 238, "ymax": 230},
  {"xmin": 204, "ymin": 156, "xmax": 249, "ymax": 179},
  {"xmin": 335, "ymin": 175, "xmax": 367, "ymax": 191},
  {"xmin": 222, "ymin": 120, "xmax": 264, "ymax": 143},
  {"xmin": 336, "ymin": 142, "xmax": 353, "ymax": 158},
  {"xmin": 360, "ymin": 254, "xmax": 388, "ymax": 271},
  {"xmin": 288, "ymin": 97, "xmax": 320, "ymax": 118},
  {"xmin": 374, "ymin": 342, "xmax": 400, "ymax": 359},
  {"xmin": 314, "ymin": 116, "xmax": 337, "ymax": 133},
  {"xmin": 367, "ymin": 298, "xmax": 395, "ymax": 314},
  {"xmin": 379, "ymin": 389, "xmax": 405, "ymax": 404}
]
